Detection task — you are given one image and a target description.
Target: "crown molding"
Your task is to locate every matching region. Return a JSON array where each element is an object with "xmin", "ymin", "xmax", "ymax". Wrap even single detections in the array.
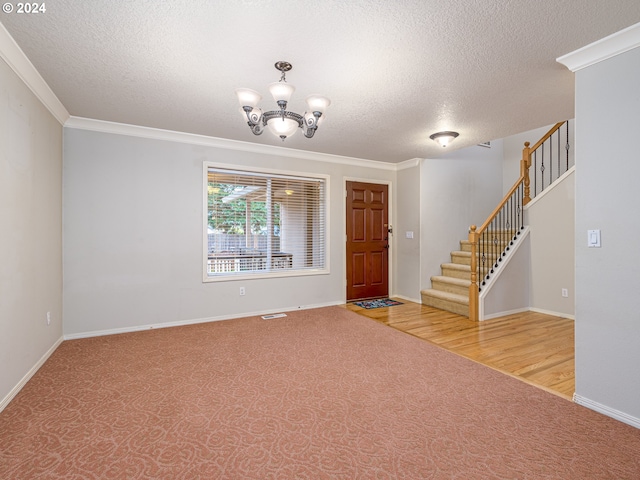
[
  {"xmin": 0, "ymin": 22, "xmax": 69, "ymax": 124},
  {"xmin": 557, "ymin": 22, "xmax": 640, "ymax": 72},
  {"xmin": 65, "ymin": 116, "xmax": 400, "ymax": 171},
  {"xmin": 0, "ymin": 22, "xmax": 401, "ymax": 171},
  {"xmin": 396, "ymin": 158, "xmax": 422, "ymax": 170}
]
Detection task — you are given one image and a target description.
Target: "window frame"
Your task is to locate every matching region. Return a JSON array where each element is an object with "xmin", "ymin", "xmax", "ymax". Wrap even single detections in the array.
[{"xmin": 202, "ymin": 162, "xmax": 330, "ymax": 283}]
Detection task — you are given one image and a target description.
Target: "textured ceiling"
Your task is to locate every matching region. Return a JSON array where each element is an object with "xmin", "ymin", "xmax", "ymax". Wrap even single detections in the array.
[{"xmin": 2, "ymin": 1, "xmax": 640, "ymax": 163}]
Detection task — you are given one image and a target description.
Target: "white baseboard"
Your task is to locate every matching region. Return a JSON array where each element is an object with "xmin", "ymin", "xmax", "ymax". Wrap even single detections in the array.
[
  {"xmin": 481, "ymin": 307, "xmax": 575, "ymax": 321},
  {"xmin": 573, "ymin": 393, "xmax": 640, "ymax": 429},
  {"xmin": 481, "ymin": 307, "xmax": 530, "ymax": 321},
  {"xmin": 0, "ymin": 336, "xmax": 64, "ymax": 413},
  {"xmin": 63, "ymin": 300, "xmax": 344, "ymax": 340},
  {"xmin": 529, "ymin": 307, "xmax": 575, "ymax": 320},
  {"xmin": 393, "ymin": 294, "xmax": 422, "ymax": 304}
]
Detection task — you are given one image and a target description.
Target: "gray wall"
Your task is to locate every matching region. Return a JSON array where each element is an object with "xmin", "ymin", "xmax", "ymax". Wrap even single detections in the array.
[
  {"xmin": 63, "ymin": 128, "xmax": 395, "ymax": 336},
  {"xmin": 0, "ymin": 58, "xmax": 63, "ymax": 406},
  {"xmin": 420, "ymin": 142, "xmax": 504, "ymax": 289},
  {"xmin": 574, "ymin": 45, "xmax": 640, "ymax": 421}
]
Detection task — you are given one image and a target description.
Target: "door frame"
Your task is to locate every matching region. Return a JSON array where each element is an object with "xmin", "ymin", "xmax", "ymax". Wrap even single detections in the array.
[{"xmin": 343, "ymin": 177, "xmax": 393, "ymax": 303}]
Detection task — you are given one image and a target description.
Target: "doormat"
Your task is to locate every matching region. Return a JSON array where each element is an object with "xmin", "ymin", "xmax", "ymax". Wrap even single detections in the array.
[{"xmin": 353, "ymin": 298, "xmax": 403, "ymax": 309}]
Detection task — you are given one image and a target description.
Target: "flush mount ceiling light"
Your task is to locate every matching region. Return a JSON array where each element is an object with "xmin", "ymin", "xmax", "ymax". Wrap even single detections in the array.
[
  {"xmin": 430, "ymin": 131, "xmax": 459, "ymax": 147},
  {"xmin": 235, "ymin": 61, "xmax": 331, "ymax": 141}
]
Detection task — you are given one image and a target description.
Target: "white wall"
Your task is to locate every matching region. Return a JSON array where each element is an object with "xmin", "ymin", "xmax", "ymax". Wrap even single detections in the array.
[
  {"xmin": 0, "ymin": 58, "xmax": 63, "ymax": 407},
  {"xmin": 63, "ymin": 126, "xmax": 395, "ymax": 336},
  {"xmin": 526, "ymin": 169, "xmax": 575, "ymax": 318},
  {"xmin": 420, "ymin": 142, "xmax": 504, "ymax": 289},
  {"xmin": 482, "ymin": 231, "xmax": 530, "ymax": 318},
  {"xmin": 573, "ymin": 45, "xmax": 640, "ymax": 423},
  {"xmin": 393, "ymin": 160, "xmax": 421, "ymax": 301}
]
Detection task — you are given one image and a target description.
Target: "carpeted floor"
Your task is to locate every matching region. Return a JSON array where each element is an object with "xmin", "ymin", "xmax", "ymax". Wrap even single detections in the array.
[{"xmin": 1, "ymin": 306, "xmax": 639, "ymax": 479}]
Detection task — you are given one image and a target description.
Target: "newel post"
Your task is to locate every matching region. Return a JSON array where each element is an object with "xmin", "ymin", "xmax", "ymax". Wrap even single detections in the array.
[
  {"xmin": 468, "ymin": 225, "xmax": 479, "ymax": 321},
  {"xmin": 521, "ymin": 141, "xmax": 531, "ymax": 205}
]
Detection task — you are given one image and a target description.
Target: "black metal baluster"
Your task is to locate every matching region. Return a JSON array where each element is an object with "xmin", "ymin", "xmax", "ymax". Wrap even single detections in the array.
[
  {"xmin": 541, "ymin": 143, "xmax": 545, "ymax": 193},
  {"xmin": 481, "ymin": 230, "xmax": 486, "ymax": 289},
  {"xmin": 549, "ymin": 135, "xmax": 553, "ymax": 185},
  {"xmin": 557, "ymin": 128, "xmax": 561, "ymax": 176},
  {"xmin": 483, "ymin": 229, "xmax": 488, "ymax": 286},
  {"xmin": 495, "ymin": 213, "xmax": 500, "ymax": 267},
  {"xmin": 533, "ymin": 150, "xmax": 537, "ymax": 199},
  {"xmin": 518, "ymin": 183, "xmax": 522, "ymax": 230},
  {"xmin": 500, "ymin": 207, "xmax": 504, "ymax": 262},
  {"xmin": 479, "ymin": 230, "xmax": 483, "ymax": 290},
  {"xmin": 506, "ymin": 197, "xmax": 512, "ymax": 251},
  {"xmin": 497, "ymin": 210, "xmax": 501, "ymax": 264},
  {"xmin": 565, "ymin": 120, "xmax": 570, "ymax": 170}
]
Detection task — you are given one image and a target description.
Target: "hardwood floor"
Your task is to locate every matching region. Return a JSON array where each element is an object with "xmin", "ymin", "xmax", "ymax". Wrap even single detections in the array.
[{"xmin": 343, "ymin": 299, "xmax": 575, "ymax": 400}]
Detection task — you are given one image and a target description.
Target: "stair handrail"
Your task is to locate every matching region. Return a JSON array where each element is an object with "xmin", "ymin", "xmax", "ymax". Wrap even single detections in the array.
[{"xmin": 468, "ymin": 120, "xmax": 569, "ymax": 320}]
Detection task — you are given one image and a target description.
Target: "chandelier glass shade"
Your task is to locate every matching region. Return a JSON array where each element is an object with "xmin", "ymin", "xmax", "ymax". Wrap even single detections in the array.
[{"xmin": 235, "ymin": 61, "xmax": 331, "ymax": 141}]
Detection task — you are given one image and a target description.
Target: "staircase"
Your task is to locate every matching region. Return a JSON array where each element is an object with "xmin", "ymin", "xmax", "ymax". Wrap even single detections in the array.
[
  {"xmin": 421, "ymin": 235, "xmax": 511, "ymax": 317},
  {"xmin": 421, "ymin": 120, "xmax": 571, "ymax": 320}
]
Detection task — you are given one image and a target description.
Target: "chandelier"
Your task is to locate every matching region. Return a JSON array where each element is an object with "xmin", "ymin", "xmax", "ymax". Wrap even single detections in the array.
[{"xmin": 235, "ymin": 61, "xmax": 331, "ymax": 141}]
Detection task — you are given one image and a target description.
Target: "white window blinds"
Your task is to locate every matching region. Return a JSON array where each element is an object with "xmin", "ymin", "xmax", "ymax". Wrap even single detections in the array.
[{"xmin": 205, "ymin": 167, "xmax": 327, "ymax": 279}]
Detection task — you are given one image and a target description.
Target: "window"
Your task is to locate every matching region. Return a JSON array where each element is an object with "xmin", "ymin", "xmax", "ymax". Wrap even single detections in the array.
[{"xmin": 204, "ymin": 165, "xmax": 328, "ymax": 280}]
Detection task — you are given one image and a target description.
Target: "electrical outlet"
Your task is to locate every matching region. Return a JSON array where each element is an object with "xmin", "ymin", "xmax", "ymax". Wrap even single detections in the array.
[
  {"xmin": 239, "ymin": 286, "xmax": 246, "ymax": 296},
  {"xmin": 561, "ymin": 288, "xmax": 568, "ymax": 298},
  {"xmin": 46, "ymin": 312, "xmax": 51, "ymax": 325}
]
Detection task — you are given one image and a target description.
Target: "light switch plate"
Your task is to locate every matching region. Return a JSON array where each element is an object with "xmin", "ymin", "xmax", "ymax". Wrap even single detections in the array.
[{"xmin": 588, "ymin": 229, "xmax": 601, "ymax": 248}]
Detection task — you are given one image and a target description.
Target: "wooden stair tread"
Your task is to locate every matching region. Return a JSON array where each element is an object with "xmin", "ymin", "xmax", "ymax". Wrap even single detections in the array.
[
  {"xmin": 441, "ymin": 262, "xmax": 470, "ymax": 271},
  {"xmin": 431, "ymin": 275, "xmax": 470, "ymax": 287},
  {"xmin": 452, "ymin": 250, "xmax": 501, "ymax": 255}
]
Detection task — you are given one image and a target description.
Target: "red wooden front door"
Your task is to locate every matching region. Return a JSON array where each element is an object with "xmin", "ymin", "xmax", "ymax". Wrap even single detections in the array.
[{"xmin": 346, "ymin": 181, "xmax": 389, "ymax": 301}]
